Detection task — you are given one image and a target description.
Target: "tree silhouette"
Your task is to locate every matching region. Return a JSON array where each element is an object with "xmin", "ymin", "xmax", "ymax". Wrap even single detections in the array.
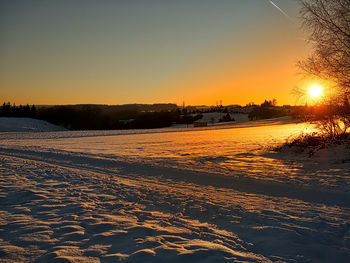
[
  {"xmin": 298, "ymin": 0, "xmax": 350, "ymax": 136},
  {"xmin": 298, "ymin": 0, "xmax": 350, "ymax": 97},
  {"xmin": 0, "ymin": 102, "xmax": 36, "ymax": 117}
]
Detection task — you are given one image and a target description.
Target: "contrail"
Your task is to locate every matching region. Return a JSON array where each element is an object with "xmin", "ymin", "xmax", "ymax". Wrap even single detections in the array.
[{"xmin": 268, "ymin": 0, "xmax": 292, "ymax": 21}]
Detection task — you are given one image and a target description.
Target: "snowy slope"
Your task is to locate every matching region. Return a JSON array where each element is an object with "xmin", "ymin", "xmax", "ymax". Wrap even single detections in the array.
[{"xmin": 0, "ymin": 117, "xmax": 66, "ymax": 132}]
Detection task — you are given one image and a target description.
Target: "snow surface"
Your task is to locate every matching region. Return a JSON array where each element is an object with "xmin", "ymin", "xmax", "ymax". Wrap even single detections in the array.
[
  {"xmin": 0, "ymin": 118, "xmax": 349, "ymax": 262},
  {"xmin": 0, "ymin": 117, "xmax": 66, "ymax": 132}
]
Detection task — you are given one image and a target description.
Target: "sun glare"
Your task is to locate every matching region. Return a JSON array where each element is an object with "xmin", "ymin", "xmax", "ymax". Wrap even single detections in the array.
[{"xmin": 309, "ymin": 84, "xmax": 323, "ymax": 98}]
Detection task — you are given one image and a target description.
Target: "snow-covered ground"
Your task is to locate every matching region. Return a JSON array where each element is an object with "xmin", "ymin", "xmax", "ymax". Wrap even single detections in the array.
[
  {"xmin": 0, "ymin": 118, "xmax": 349, "ymax": 262},
  {"xmin": 0, "ymin": 117, "xmax": 66, "ymax": 132}
]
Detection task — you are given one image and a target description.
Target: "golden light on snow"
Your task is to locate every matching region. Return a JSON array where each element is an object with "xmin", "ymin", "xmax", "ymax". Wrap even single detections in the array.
[{"xmin": 309, "ymin": 84, "xmax": 323, "ymax": 98}]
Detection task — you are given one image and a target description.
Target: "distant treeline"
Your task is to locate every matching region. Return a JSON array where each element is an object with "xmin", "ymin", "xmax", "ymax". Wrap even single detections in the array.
[
  {"xmin": 1, "ymin": 101, "xmax": 296, "ymax": 130},
  {"xmin": 0, "ymin": 102, "xmax": 36, "ymax": 118},
  {"xmin": 248, "ymin": 100, "xmax": 290, "ymax": 120},
  {"xmin": 36, "ymin": 104, "xmax": 183, "ymax": 130},
  {"xmin": 0, "ymin": 103, "xmax": 198, "ymax": 130}
]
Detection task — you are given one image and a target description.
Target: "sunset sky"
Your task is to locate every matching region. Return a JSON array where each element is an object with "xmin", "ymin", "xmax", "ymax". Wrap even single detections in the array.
[{"xmin": 0, "ymin": 0, "xmax": 311, "ymax": 106}]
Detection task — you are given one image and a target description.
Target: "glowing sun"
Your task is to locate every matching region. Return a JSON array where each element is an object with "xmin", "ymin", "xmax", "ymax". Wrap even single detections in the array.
[{"xmin": 309, "ymin": 84, "xmax": 323, "ymax": 98}]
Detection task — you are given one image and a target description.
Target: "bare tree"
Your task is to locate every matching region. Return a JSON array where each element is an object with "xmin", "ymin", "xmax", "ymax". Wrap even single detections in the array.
[
  {"xmin": 298, "ymin": 0, "xmax": 350, "ymax": 137},
  {"xmin": 299, "ymin": 0, "xmax": 350, "ymax": 94}
]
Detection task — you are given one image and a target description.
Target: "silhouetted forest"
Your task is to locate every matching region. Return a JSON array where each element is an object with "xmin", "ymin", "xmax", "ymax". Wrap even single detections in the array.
[
  {"xmin": 1, "ymin": 102, "xmax": 208, "ymax": 130},
  {"xmin": 36, "ymin": 104, "xmax": 181, "ymax": 130},
  {"xmin": 248, "ymin": 100, "xmax": 290, "ymax": 120},
  {"xmin": 0, "ymin": 102, "xmax": 36, "ymax": 118},
  {"xmin": 0, "ymin": 103, "xmax": 183, "ymax": 130},
  {"xmin": 0, "ymin": 101, "xmax": 299, "ymax": 130}
]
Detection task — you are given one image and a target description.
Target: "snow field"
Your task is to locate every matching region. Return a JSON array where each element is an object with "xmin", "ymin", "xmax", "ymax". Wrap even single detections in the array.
[
  {"xmin": 0, "ymin": 117, "xmax": 349, "ymax": 262},
  {"xmin": 0, "ymin": 148, "xmax": 349, "ymax": 262}
]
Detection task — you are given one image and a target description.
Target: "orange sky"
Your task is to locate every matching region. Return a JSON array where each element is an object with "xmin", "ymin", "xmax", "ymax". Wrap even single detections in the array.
[{"xmin": 0, "ymin": 0, "xmax": 312, "ymax": 106}]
